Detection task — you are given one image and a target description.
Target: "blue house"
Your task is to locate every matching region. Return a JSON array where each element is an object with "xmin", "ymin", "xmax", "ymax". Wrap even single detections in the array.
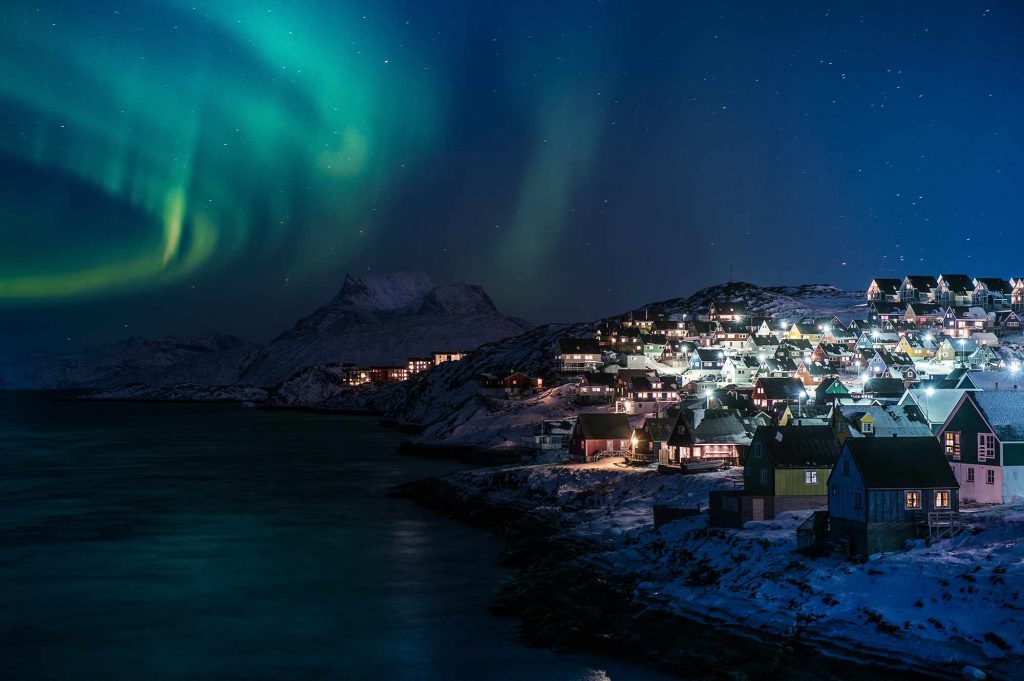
[{"xmin": 827, "ymin": 437, "xmax": 959, "ymax": 555}]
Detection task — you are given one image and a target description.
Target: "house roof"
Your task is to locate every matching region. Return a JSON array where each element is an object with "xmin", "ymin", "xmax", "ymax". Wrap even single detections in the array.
[
  {"xmin": 836, "ymin": 404, "xmax": 932, "ymax": 438},
  {"xmin": 871, "ymin": 278, "xmax": 901, "ymax": 295},
  {"xmin": 559, "ymin": 338, "xmax": 600, "ymax": 354},
  {"xmin": 576, "ymin": 413, "xmax": 632, "ymax": 440},
  {"xmin": 976, "ymin": 277, "xmax": 1013, "ymax": 294},
  {"xmin": 900, "ymin": 389, "xmax": 969, "ymax": 425},
  {"xmin": 694, "ymin": 348, "xmax": 725, "ymax": 361},
  {"xmin": 756, "ymin": 377, "xmax": 806, "ymax": 399},
  {"xmin": 711, "ymin": 301, "xmax": 747, "ymax": 315},
  {"xmin": 669, "ymin": 408, "xmax": 752, "ymax": 446},
  {"xmin": 862, "ymin": 377, "xmax": 906, "ymax": 397},
  {"xmin": 816, "ymin": 377, "xmax": 850, "ymax": 397},
  {"xmin": 643, "ymin": 417, "xmax": 675, "ymax": 443},
  {"xmin": 870, "ymin": 301, "xmax": 906, "ymax": 314},
  {"xmin": 905, "ymin": 275, "xmax": 938, "ymax": 289},
  {"xmin": 939, "ymin": 274, "xmax": 974, "ymax": 294},
  {"xmin": 844, "ymin": 438, "xmax": 958, "ymax": 490},
  {"xmin": 582, "ymin": 372, "xmax": 616, "ymax": 387},
  {"xmin": 906, "ymin": 302, "xmax": 941, "ymax": 314},
  {"xmin": 754, "ymin": 425, "xmax": 840, "ymax": 468},
  {"xmin": 969, "ymin": 392, "xmax": 1024, "ymax": 441}
]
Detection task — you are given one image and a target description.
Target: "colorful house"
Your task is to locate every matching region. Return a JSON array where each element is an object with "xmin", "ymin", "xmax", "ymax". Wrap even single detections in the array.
[
  {"xmin": 937, "ymin": 391, "xmax": 1024, "ymax": 504},
  {"xmin": 570, "ymin": 413, "xmax": 632, "ymax": 461},
  {"xmin": 744, "ymin": 425, "xmax": 840, "ymax": 500},
  {"xmin": 828, "ymin": 438, "xmax": 960, "ymax": 555}
]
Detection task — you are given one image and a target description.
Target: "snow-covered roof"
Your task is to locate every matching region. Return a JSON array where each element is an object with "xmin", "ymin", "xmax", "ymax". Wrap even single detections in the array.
[
  {"xmin": 900, "ymin": 389, "xmax": 969, "ymax": 425},
  {"xmin": 971, "ymin": 392, "xmax": 1024, "ymax": 442},
  {"xmin": 837, "ymin": 404, "xmax": 932, "ymax": 438}
]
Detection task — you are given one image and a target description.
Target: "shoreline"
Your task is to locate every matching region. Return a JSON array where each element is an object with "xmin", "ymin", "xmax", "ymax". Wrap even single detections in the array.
[{"xmin": 397, "ymin": 471, "xmax": 1011, "ymax": 681}]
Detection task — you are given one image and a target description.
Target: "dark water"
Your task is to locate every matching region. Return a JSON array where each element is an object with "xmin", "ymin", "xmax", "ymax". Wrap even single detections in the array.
[{"xmin": 0, "ymin": 393, "xmax": 675, "ymax": 681}]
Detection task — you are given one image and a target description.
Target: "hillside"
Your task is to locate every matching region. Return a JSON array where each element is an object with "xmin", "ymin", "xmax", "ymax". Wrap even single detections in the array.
[{"xmin": 634, "ymin": 281, "xmax": 865, "ymax": 322}]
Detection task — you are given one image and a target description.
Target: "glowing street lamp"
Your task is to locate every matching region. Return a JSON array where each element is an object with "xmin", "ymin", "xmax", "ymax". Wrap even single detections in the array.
[{"xmin": 798, "ymin": 389, "xmax": 807, "ymax": 417}]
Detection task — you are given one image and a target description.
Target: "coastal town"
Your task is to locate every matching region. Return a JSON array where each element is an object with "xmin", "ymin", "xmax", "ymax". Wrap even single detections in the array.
[{"xmin": 388, "ymin": 274, "xmax": 1024, "ymax": 679}]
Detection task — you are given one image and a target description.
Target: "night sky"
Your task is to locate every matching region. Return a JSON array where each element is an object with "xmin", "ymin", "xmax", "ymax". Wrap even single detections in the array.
[{"xmin": 1, "ymin": 1, "xmax": 1022, "ymax": 358}]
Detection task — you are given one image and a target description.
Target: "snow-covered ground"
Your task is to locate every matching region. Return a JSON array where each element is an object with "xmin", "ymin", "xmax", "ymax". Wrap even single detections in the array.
[{"xmin": 444, "ymin": 463, "xmax": 1023, "ymax": 677}]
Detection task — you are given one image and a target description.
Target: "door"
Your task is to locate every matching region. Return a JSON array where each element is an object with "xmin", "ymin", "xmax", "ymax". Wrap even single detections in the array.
[{"xmin": 751, "ymin": 498, "xmax": 764, "ymax": 521}]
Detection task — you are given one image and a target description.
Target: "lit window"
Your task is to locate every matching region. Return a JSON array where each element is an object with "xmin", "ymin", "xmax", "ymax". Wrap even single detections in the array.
[
  {"xmin": 987, "ymin": 469, "xmax": 995, "ymax": 485},
  {"xmin": 934, "ymin": 490, "xmax": 951, "ymax": 509},
  {"xmin": 944, "ymin": 432, "xmax": 961, "ymax": 459},
  {"xmin": 978, "ymin": 433, "xmax": 996, "ymax": 462},
  {"xmin": 805, "ymin": 470, "xmax": 818, "ymax": 485},
  {"xmin": 905, "ymin": 490, "xmax": 922, "ymax": 509}
]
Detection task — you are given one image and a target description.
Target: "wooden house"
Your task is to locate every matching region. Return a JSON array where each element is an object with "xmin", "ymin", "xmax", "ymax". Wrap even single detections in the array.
[
  {"xmin": 753, "ymin": 377, "xmax": 806, "ymax": 410},
  {"xmin": 628, "ymin": 417, "xmax": 674, "ymax": 465},
  {"xmin": 689, "ymin": 348, "xmax": 726, "ymax": 378},
  {"xmin": 722, "ymin": 356, "xmax": 759, "ymax": 385},
  {"xmin": 715, "ymin": 321, "xmax": 750, "ymax": 348},
  {"xmin": 557, "ymin": 338, "xmax": 602, "ymax": 372},
  {"xmin": 941, "ymin": 306, "xmax": 989, "ymax": 339},
  {"xmin": 900, "ymin": 275, "xmax": 938, "ymax": 304},
  {"xmin": 786, "ymin": 322, "xmax": 824, "ymax": 344},
  {"xmin": 575, "ymin": 372, "xmax": 616, "ymax": 404},
  {"xmin": 815, "ymin": 377, "xmax": 850, "ymax": 403},
  {"xmin": 433, "ymin": 351, "xmax": 466, "ymax": 365},
  {"xmin": 936, "ymin": 274, "xmax": 974, "ymax": 307},
  {"xmin": 570, "ymin": 413, "xmax": 632, "ymax": 461},
  {"xmin": 744, "ymin": 425, "xmax": 840, "ymax": 500},
  {"xmin": 662, "ymin": 408, "xmax": 752, "ymax": 468},
  {"xmin": 868, "ymin": 302, "xmax": 906, "ymax": 325},
  {"xmin": 708, "ymin": 301, "xmax": 747, "ymax": 323},
  {"xmin": 503, "ymin": 372, "xmax": 543, "ymax": 399},
  {"xmin": 993, "ymin": 310, "xmax": 1023, "ymax": 335},
  {"xmin": 1012, "ymin": 278, "xmax": 1024, "ymax": 312},
  {"xmin": 937, "ymin": 391, "xmax": 1024, "ymax": 504},
  {"xmin": 904, "ymin": 302, "xmax": 943, "ymax": 327},
  {"xmin": 867, "ymin": 278, "xmax": 901, "ymax": 303},
  {"xmin": 973, "ymin": 277, "xmax": 1013, "ymax": 310},
  {"xmin": 827, "ymin": 438, "xmax": 960, "ymax": 555}
]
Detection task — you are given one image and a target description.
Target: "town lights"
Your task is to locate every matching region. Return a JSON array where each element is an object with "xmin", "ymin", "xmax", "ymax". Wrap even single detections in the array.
[{"xmin": 1012, "ymin": 361, "xmax": 1021, "ymax": 375}]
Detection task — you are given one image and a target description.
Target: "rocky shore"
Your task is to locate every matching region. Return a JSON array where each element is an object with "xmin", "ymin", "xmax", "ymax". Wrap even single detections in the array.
[{"xmin": 397, "ymin": 464, "xmax": 1019, "ymax": 681}]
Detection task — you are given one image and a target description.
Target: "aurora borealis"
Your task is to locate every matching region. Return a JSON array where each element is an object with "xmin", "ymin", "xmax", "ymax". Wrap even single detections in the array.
[{"xmin": 2, "ymin": 2, "xmax": 1024, "ymax": 356}]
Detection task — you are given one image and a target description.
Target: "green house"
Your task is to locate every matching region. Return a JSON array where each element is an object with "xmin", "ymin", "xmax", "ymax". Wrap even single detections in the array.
[{"xmin": 744, "ymin": 425, "xmax": 841, "ymax": 497}]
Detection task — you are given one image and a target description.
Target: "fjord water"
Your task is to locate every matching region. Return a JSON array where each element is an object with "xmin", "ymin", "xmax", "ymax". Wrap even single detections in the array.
[{"xmin": 0, "ymin": 393, "xmax": 671, "ymax": 681}]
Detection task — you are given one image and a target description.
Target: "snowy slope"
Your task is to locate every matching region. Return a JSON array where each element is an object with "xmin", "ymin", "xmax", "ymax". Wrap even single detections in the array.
[
  {"xmin": 635, "ymin": 281, "xmax": 864, "ymax": 322},
  {"xmin": 444, "ymin": 464, "xmax": 1024, "ymax": 677}
]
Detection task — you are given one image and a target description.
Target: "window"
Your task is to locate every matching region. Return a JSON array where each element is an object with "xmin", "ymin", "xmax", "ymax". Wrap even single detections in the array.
[
  {"xmin": 967, "ymin": 468, "xmax": 975, "ymax": 483},
  {"xmin": 805, "ymin": 470, "xmax": 818, "ymax": 485},
  {"xmin": 978, "ymin": 433, "xmax": 996, "ymax": 462},
  {"xmin": 854, "ymin": 491, "xmax": 863, "ymax": 510},
  {"xmin": 905, "ymin": 490, "xmax": 922, "ymax": 509},
  {"xmin": 860, "ymin": 421, "xmax": 873, "ymax": 434},
  {"xmin": 987, "ymin": 469, "xmax": 996, "ymax": 485},
  {"xmin": 760, "ymin": 470, "xmax": 769, "ymax": 485},
  {"xmin": 934, "ymin": 490, "xmax": 951, "ymax": 509},
  {"xmin": 944, "ymin": 432, "xmax": 961, "ymax": 460}
]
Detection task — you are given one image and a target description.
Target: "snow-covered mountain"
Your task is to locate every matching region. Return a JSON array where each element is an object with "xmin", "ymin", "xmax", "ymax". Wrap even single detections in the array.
[
  {"xmin": 633, "ymin": 281, "xmax": 865, "ymax": 322},
  {"xmin": 236, "ymin": 273, "xmax": 531, "ymax": 386},
  {"xmin": 0, "ymin": 272, "xmax": 533, "ymax": 389}
]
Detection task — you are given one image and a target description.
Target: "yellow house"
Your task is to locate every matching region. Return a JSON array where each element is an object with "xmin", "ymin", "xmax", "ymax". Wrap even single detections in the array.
[
  {"xmin": 787, "ymin": 322, "xmax": 823, "ymax": 344},
  {"xmin": 895, "ymin": 335, "xmax": 930, "ymax": 360}
]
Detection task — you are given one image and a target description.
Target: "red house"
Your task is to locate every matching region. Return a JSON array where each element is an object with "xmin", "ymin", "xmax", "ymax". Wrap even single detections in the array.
[{"xmin": 570, "ymin": 413, "xmax": 633, "ymax": 461}]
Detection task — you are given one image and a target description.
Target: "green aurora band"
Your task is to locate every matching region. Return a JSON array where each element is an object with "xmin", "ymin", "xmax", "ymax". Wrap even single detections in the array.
[{"xmin": 0, "ymin": 0, "xmax": 442, "ymax": 301}]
